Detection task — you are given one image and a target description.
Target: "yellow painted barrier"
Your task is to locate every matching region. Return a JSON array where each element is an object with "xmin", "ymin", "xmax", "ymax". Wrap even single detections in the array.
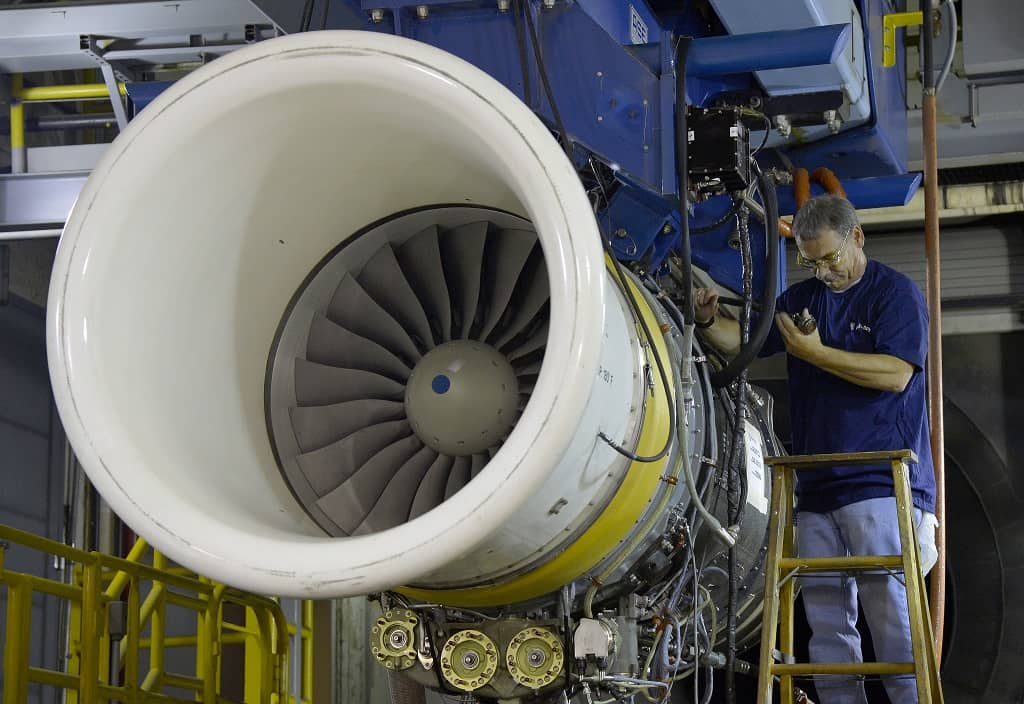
[{"xmin": 0, "ymin": 523, "xmax": 313, "ymax": 703}]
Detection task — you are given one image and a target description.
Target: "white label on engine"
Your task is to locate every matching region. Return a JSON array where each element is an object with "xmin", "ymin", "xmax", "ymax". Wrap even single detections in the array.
[
  {"xmin": 743, "ymin": 420, "xmax": 769, "ymax": 515},
  {"xmin": 629, "ymin": 5, "xmax": 649, "ymax": 44}
]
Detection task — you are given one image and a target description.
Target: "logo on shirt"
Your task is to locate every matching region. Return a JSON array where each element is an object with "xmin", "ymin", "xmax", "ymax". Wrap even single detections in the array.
[{"xmin": 850, "ymin": 321, "xmax": 872, "ymax": 333}]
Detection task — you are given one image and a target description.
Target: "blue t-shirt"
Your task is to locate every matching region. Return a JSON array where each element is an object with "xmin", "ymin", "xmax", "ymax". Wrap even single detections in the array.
[{"xmin": 759, "ymin": 260, "xmax": 936, "ymax": 514}]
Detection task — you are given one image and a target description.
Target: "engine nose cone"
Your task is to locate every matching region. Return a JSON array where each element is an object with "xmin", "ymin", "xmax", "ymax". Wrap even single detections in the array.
[{"xmin": 405, "ymin": 340, "xmax": 519, "ymax": 455}]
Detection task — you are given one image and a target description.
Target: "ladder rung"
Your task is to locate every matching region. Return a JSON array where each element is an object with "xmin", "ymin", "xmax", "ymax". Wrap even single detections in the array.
[
  {"xmin": 764, "ymin": 450, "xmax": 917, "ymax": 468},
  {"xmin": 772, "ymin": 662, "xmax": 916, "ymax": 676},
  {"xmin": 778, "ymin": 556, "xmax": 903, "ymax": 572}
]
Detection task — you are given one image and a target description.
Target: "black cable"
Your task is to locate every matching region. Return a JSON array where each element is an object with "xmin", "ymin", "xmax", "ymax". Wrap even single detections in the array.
[
  {"xmin": 299, "ymin": 0, "xmax": 315, "ymax": 31},
  {"xmin": 690, "ymin": 194, "xmax": 741, "ymax": 235},
  {"xmin": 599, "ymin": 235, "xmax": 676, "ymax": 463},
  {"xmin": 724, "ymin": 206, "xmax": 753, "ymax": 704},
  {"xmin": 708, "ymin": 169, "xmax": 780, "ymax": 388},
  {"xmin": 521, "ymin": 0, "xmax": 573, "ymax": 154},
  {"xmin": 749, "ymin": 113, "xmax": 772, "ymax": 158},
  {"xmin": 319, "ymin": 0, "xmax": 330, "ymax": 29},
  {"xmin": 511, "ymin": 0, "xmax": 533, "ymax": 108},
  {"xmin": 688, "ymin": 522, "xmax": 702, "ymax": 704},
  {"xmin": 718, "ymin": 295, "xmax": 762, "ymax": 312},
  {"xmin": 674, "ymin": 36, "xmax": 695, "ymax": 326}
]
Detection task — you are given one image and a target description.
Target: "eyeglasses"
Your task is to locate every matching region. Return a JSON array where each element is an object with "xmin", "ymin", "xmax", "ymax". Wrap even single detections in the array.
[{"xmin": 796, "ymin": 225, "xmax": 855, "ymax": 270}]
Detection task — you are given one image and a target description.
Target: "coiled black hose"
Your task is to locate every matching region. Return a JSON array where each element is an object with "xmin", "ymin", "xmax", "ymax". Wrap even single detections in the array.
[{"xmin": 709, "ymin": 169, "xmax": 780, "ymax": 388}]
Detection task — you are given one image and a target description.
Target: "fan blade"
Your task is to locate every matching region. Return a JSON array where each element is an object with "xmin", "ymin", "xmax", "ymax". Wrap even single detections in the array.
[
  {"xmin": 352, "ymin": 443, "xmax": 438, "ymax": 534},
  {"xmin": 470, "ymin": 453, "xmax": 488, "ymax": 479},
  {"xmin": 408, "ymin": 454, "xmax": 454, "ymax": 520},
  {"xmin": 478, "ymin": 232, "xmax": 538, "ymax": 341},
  {"xmin": 295, "ymin": 419, "xmax": 409, "ymax": 496},
  {"xmin": 441, "ymin": 222, "xmax": 488, "ymax": 339},
  {"xmin": 327, "ymin": 275, "xmax": 421, "ymax": 364},
  {"xmin": 506, "ymin": 321, "xmax": 548, "ymax": 361},
  {"xmin": 443, "ymin": 456, "xmax": 472, "ymax": 500},
  {"xmin": 397, "ymin": 225, "xmax": 452, "ymax": 343},
  {"xmin": 316, "ymin": 435, "xmax": 423, "ymax": 535},
  {"xmin": 358, "ymin": 244, "xmax": 434, "ymax": 351},
  {"xmin": 490, "ymin": 258, "xmax": 549, "ymax": 349},
  {"xmin": 293, "ymin": 359, "xmax": 405, "ymax": 406},
  {"xmin": 306, "ymin": 313, "xmax": 411, "ymax": 381},
  {"xmin": 514, "ymin": 360, "xmax": 542, "ymax": 376},
  {"xmin": 289, "ymin": 400, "xmax": 405, "ymax": 453}
]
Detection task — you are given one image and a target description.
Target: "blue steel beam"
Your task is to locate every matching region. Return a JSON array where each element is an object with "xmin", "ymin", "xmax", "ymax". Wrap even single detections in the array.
[
  {"xmin": 774, "ymin": 173, "xmax": 922, "ymax": 216},
  {"xmin": 687, "ymin": 23, "xmax": 852, "ymax": 77}
]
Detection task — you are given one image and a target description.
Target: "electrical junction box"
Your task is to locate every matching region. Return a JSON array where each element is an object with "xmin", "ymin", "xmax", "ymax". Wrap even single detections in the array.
[{"xmin": 687, "ymin": 108, "xmax": 751, "ymax": 197}]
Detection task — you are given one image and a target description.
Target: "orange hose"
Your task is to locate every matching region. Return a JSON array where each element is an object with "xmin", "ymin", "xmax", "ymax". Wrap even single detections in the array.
[
  {"xmin": 793, "ymin": 168, "xmax": 811, "ymax": 209},
  {"xmin": 787, "ymin": 167, "xmax": 846, "ymax": 239},
  {"xmin": 810, "ymin": 167, "xmax": 846, "ymax": 197}
]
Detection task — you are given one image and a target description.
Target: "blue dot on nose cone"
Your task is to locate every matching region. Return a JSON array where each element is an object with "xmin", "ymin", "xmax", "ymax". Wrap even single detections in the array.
[{"xmin": 431, "ymin": 374, "xmax": 451, "ymax": 394}]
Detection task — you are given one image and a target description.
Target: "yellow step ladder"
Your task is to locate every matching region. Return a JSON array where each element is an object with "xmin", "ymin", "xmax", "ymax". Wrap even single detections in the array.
[{"xmin": 756, "ymin": 450, "xmax": 943, "ymax": 704}]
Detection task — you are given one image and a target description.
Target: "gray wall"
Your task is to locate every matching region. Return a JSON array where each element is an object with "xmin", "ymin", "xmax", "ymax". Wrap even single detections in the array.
[{"xmin": 0, "ymin": 295, "xmax": 66, "ymax": 704}]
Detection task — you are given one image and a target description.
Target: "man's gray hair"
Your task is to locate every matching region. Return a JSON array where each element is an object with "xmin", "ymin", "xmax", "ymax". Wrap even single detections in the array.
[{"xmin": 792, "ymin": 194, "xmax": 859, "ymax": 241}]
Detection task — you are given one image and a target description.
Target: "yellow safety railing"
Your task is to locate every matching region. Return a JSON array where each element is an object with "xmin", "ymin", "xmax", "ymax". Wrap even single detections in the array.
[
  {"xmin": 0, "ymin": 523, "xmax": 313, "ymax": 704},
  {"xmin": 7, "ymin": 74, "xmax": 128, "ymax": 172}
]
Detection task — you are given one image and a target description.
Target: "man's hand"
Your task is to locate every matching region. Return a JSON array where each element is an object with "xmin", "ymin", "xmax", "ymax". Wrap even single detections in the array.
[
  {"xmin": 776, "ymin": 308, "xmax": 914, "ymax": 392},
  {"xmin": 694, "ymin": 287, "xmax": 719, "ymax": 324},
  {"xmin": 775, "ymin": 308, "xmax": 825, "ymax": 363}
]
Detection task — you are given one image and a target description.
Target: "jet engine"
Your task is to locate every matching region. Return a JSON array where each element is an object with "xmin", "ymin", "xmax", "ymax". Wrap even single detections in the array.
[{"xmin": 48, "ymin": 31, "xmax": 782, "ymax": 702}]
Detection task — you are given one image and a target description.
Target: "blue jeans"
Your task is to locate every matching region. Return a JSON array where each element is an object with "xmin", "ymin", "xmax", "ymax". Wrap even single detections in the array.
[{"xmin": 797, "ymin": 497, "xmax": 934, "ymax": 704}]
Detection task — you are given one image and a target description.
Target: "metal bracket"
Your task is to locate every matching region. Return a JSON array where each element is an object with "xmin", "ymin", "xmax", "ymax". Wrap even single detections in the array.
[
  {"xmin": 98, "ymin": 62, "xmax": 129, "ymax": 130},
  {"xmin": 882, "ymin": 11, "xmax": 923, "ymax": 68},
  {"xmin": 80, "ymin": 35, "xmax": 129, "ymax": 129},
  {"xmin": 771, "ymin": 648, "xmax": 796, "ymax": 665},
  {"xmin": 80, "ymin": 35, "xmax": 132, "ymax": 82}
]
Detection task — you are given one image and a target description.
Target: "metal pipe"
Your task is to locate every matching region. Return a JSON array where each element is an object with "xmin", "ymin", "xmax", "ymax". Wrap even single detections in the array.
[
  {"xmin": 32, "ymin": 114, "xmax": 117, "ymax": 131},
  {"xmin": 10, "ymin": 75, "xmax": 26, "ymax": 174},
  {"xmin": 921, "ymin": 0, "xmax": 947, "ymax": 657},
  {"xmin": 16, "ymin": 82, "xmax": 127, "ymax": 102}
]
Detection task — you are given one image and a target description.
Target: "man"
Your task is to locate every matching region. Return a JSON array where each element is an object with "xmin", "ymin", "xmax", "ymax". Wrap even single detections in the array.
[{"xmin": 694, "ymin": 194, "xmax": 938, "ymax": 704}]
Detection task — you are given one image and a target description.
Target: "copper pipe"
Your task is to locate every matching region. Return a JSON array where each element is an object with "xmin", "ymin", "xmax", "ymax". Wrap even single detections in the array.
[{"xmin": 922, "ymin": 0, "xmax": 946, "ymax": 656}]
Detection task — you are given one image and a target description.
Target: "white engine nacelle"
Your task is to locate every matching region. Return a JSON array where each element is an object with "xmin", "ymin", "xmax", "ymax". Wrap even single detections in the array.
[{"xmin": 47, "ymin": 31, "xmax": 693, "ymax": 601}]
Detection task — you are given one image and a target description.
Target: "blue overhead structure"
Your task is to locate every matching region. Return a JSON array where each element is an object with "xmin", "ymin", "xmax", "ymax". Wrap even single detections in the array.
[{"xmin": 139, "ymin": 0, "xmax": 918, "ymax": 296}]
